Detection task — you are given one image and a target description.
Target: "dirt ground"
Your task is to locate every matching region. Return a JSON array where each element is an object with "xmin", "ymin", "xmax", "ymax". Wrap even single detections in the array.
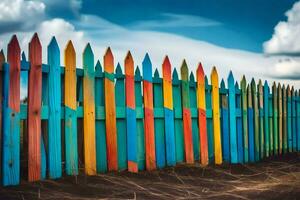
[{"xmin": 0, "ymin": 153, "xmax": 299, "ymax": 200}]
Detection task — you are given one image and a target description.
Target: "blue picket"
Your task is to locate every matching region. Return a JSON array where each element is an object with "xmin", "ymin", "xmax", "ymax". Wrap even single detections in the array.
[
  {"xmin": 228, "ymin": 71, "xmax": 237, "ymax": 163},
  {"xmin": 263, "ymin": 81, "xmax": 270, "ymax": 157},
  {"xmin": 236, "ymin": 82, "xmax": 243, "ymax": 163}
]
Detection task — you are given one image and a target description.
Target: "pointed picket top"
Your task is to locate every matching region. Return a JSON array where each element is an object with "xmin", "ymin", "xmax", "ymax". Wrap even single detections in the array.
[
  {"xmin": 247, "ymin": 84, "xmax": 252, "ymax": 107},
  {"xmin": 258, "ymin": 79, "xmax": 262, "ymax": 87},
  {"xmin": 278, "ymin": 83, "xmax": 282, "ymax": 91},
  {"xmin": 30, "ymin": 32, "xmax": 41, "ymax": 48},
  {"xmin": 196, "ymin": 62, "xmax": 205, "ymax": 82},
  {"xmin": 241, "ymin": 75, "xmax": 246, "ymax": 89},
  {"xmin": 172, "ymin": 68, "xmax": 179, "ymax": 81},
  {"xmin": 235, "ymin": 81, "xmax": 239, "ymax": 89},
  {"xmin": 125, "ymin": 51, "xmax": 134, "ymax": 76},
  {"xmin": 95, "ymin": 60, "xmax": 102, "ymax": 72},
  {"xmin": 272, "ymin": 81, "xmax": 276, "ymax": 89},
  {"xmin": 116, "ymin": 62, "xmax": 122, "ymax": 75},
  {"xmin": 189, "ymin": 72, "xmax": 195, "ymax": 83},
  {"xmin": 220, "ymin": 78, "xmax": 225, "ymax": 89},
  {"xmin": 181, "ymin": 59, "xmax": 189, "ymax": 81},
  {"xmin": 211, "ymin": 66, "xmax": 219, "ymax": 86},
  {"xmin": 48, "ymin": 36, "xmax": 59, "ymax": 51},
  {"xmin": 154, "ymin": 68, "xmax": 160, "ymax": 78},
  {"xmin": 142, "ymin": 53, "xmax": 152, "ymax": 82},
  {"xmin": 65, "ymin": 40, "xmax": 75, "ymax": 59},
  {"xmin": 83, "ymin": 43, "xmax": 94, "ymax": 72},
  {"xmin": 83, "ymin": 43, "xmax": 93, "ymax": 58},
  {"xmin": 264, "ymin": 80, "xmax": 269, "ymax": 87},
  {"xmin": 0, "ymin": 49, "xmax": 5, "ymax": 63},
  {"xmin": 21, "ymin": 51, "xmax": 26, "ymax": 61},
  {"xmin": 162, "ymin": 56, "xmax": 171, "ymax": 80},
  {"xmin": 251, "ymin": 78, "xmax": 256, "ymax": 91},
  {"xmin": 9, "ymin": 34, "xmax": 21, "ymax": 52},
  {"xmin": 287, "ymin": 85, "xmax": 291, "ymax": 96},
  {"xmin": 104, "ymin": 47, "xmax": 114, "ymax": 73},
  {"xmin": 135, "ymin": 65, "xmax": 141, "ymax": 78},
  {"xmin": 204, "ymin": 75, "xmax": 208, "ymax": 86},
  {"xmin": 228, "ymin": 70, "xmax": 234, "ymax": 85}
]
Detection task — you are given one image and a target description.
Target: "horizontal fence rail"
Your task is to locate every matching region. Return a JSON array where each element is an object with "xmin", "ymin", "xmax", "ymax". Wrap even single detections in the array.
[{"xmin": 0, "ymin": 34, "xmax": 300, "ymax": 186}]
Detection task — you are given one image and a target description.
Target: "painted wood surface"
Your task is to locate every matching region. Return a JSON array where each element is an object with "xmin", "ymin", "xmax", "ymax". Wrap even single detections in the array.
[
  {"xmin": 247, "ymin": 85, "xmax": 255, "ymax": 162},
  {"xmin": 241, "ymin": 76, "xmax": 248, "ymax": 163},
  {"xmin": 83, "ymin": 43, "xmax": 96, "ymax": 175},
  {"xmin": 104, "ymin": 47, "xmax": 118, "ymax": 171},
  {"xmin": 28, "ymin": 33, "xmax": 42, "ymax": 181},
  {"xmin": 291, "ymin": 87, "xmax": 297, "ymax": 151},
  {"xmin": 196, "ymin": 63, "xmax": 208, "ymax": 166},
  {"xmin": 142, "ymin": 54, "xmax": 156, "ymax": 170},
  {"xmin": 125, "ymin": 51, "xmax": 138, "ymax": 172},
  {"xmin": 2, "ymin": 35, "xmax": 21, "ymax": 185},
  {"xmin": 0, "ymin": 49, "xmax": 4, "ymax": 182},
  {"xmin": 181, "ymin": 60, "xmax": 194, "ymax": 164},
  {"xmin": 263, "ymin": 81, "xmax": 270, "ymax": 157},
  {"xmin": 268, "ymin": 89, "xmax": 274, "ymax": 156},
  {"xmin": 220, "ymin": 79, "xmax": 230, "ymax": 162},
  {"xmin": 172, "ymin": 69, "xmax": 184, "ymax": 163},
  {"xmin": 47, "ymin": 37, "xmax": 62, "ymax": 179},
  {"xmin": 287, "ymin": 86, "xmax": 292, "ymax": 152},
  {"xmin": 162, "ymin": 56, "xmax": 176, "ymax": 166},
  {"xmin": 278, "ymin": 83, "xmax": 283, "ymax": 154},
  {"xmin": 258, "ymin": 80, "xmax": 264, "ymax": 159},
  {"xmin": 205, "ymin": 76, "xmax": 214, "ymax": 162},
  {"xmin": 282, "ymin": 85, "xmax": 287, "ymax": 153},
  {"xmin": 64, "ymin": 40, "xmax": 78, "ymax": 175},
  {"xmin": 211, "ymin": 67, "xmax": 222, "ymax": 164},
  {"xmin": 236, "ymin": 82, "xmax": 243, "ymax": 163},
  {"xmin": 296, "ymin": 90, "xmax": 300, "ymax": 151},
  {"xmin": 115, "ymin": 63, "xmax": 127, "ymax": 170},
  {"xmin": 251, "ymin": 79, "xmax": 260, "ymax": 161},
  {"xmin": 153, "ymin": 69, "xmax": 166, "ymax": 168},
  {"xmin": 228, "ymin": 72, "xmax": 237, "ymax": 163},
  {"xmin": 272, "ymin": 82, "xmax": 278, "ymax": 155}
]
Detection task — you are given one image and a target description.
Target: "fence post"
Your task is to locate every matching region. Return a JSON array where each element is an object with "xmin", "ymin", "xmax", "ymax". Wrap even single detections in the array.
[
  {"xmin": 241, "ymin": 76, "xmax": 248, "ymax": 163},
  {"xmin": 2, "ymin": 35, "xmax": 21, "ymax": 186},
  {"xmin": 115, "ymin": 63, "xmax": 127, "ymax": 170},
  {"xmin": 297, "ymin": 90, "xmax": 300, "ymax": 151},
  {"xmin": 172, "ymin": 68, "xmax": 184, "ymax": 163},
  {"xmin": 272, "ymin": 82, "xmax": 278, "ymax": 155},
  {"xmin": 181, "ymin": 60, "xmax": 194, "ymax": 164},
  {"xmin": 104, "ymin": 48, "xmax": 118, "ymax": 171},
  {"xmin": 282, "ymin": 85, "xmax": 287, "ymax": 153},
  {"xmin": 258, "ymin": 80, "xmax": 264, "ymax": 159},
  {"xmin": 236, "ymin": 82, "xmax": 243, "ymax": 163},
  {"xmin": 0, "ymin": 50, "xmax": 4, "ymax": 182},
  {"xmin": 263, "ymin": 81, "xmax": 270, "ymax": 157},
  {"xmin": 83, "ymin": 43, "xmax": 96, "ymax": 175},
  {"xmin": 220, "ymin": 79, "xmax": 229, "ymax": 162},
  {"xmin": 247, "ymin": 85, "xmax": 255, "ymax": 162},
  {"xmin": 251, "ymin": 79, "xmax": 259, "ymax": 161},
  {"xmin": 291, "ymin": 87, "xmax": 296, "ymax": 152},
  {"xmin": 287, "ymin": 86, "xmax": 292, "ymax": 152},
  {"xmin": 278, "ymin": 83, "xmax": 283, "ymax": 154},
  {"xmin": 196, "ymin": 63, "xmax": 208, "ymax": 166},
  {"xmin": 125, "ymin": 51, "xmax": 138, "ymax": 172},
  {"xmin": 142, "ymin": 53, "xmax": 156, "ymax": 170},
  {"xmin": 47, "ymin": 37, "xmax": 62, "ymax": 179},
  {"xmin": 228, "ymin": 71, "xmax": 237, "ymax": 163},
  {"xmin": 268, "ymin": 86, "xmax": 274, "ymax": 156},
  {"xmin": 162, "ymin": 56, "xmax": 176, "ymax": 166},
  {"xmin": 211, "ymin": 67, "xmax": 222, "ymax": 164},
  {"xmin": 28, "ymin": 33, "xmax": 42, "ymax": 181},
  {"xmin": 64, "ymin": 41, "xmax": 78, "ymax": 175}
]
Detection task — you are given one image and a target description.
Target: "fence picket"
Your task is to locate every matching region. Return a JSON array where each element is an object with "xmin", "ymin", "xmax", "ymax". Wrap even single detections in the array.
[
  {"xmin": 251, "ymin": 79, "xmax": 259, "ymax": 161},
  {"xmin": 282, "ymin": 85, "xmax": 287, "ymax": 153},
  {"xmin": 272, "ymin": 82, "xmax": 278, "ymax": 155},
  {"xmin": 241, "ymin": 76, "xmax": 248, "ymax": 163},
  {"xmin": 291, "ymin": 87, "xmax": 296, "ymax": 152},
  {"xmin": 287, "ymin": 86, "xmax": 292, "ymax": 152},
  {"xmin": 258, "ymin": 80, "xmax": 264, "ymax": 159},
  {"xmin": 247, "ymin": 85, "xmax": 255, "ymax": 162},
  {"xmin": 228, "ymin": 72, "xmax": 237, "ymax": 163},
  {"xmin": 263, "ymin": 81, "xmax": 270, "ymax": 157},
  {"xmin": 236, "ymin": 82, "xmax": 243, "ymax": 163},
  {"xmin": 296, "ymin": 90, "xmax": 300, "ymax": 151},
  {"xmin": 0, "ymin": 50, "xmax": 4, "ymax": 182},
  {"xmin": 205, "ymin": 76, "xmax": 214, "ymax": 162},
  {"xmin": 278, "ymin": 83, "xmax": 283, "ymax": 154}
]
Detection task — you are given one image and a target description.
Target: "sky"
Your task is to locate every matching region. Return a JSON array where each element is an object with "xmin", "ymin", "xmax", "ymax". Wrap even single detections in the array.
[{"xmin": 0, "ymin": 0, "xmax": 300, "ymax": 98}]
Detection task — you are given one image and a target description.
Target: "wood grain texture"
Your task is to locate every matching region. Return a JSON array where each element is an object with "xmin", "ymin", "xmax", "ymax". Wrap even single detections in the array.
[
  {"xmin": 162, "ymin": 56, "xmax": 176, "ymax": 166},
  {"xmin": 142, "ymin": 54, "xmax": 156, "ymax": 170},
  {"xmin": 28, "ymin": 33, "xmax": 42, "ymax": 181},
  {"xmin": 211, "ymin": 67, "xmax": 222, "ymax": 164},
  {"xmin": 47, "ymin": 37, "xmax": 62, "ymax": 179},
  {"xmin": 2, "ymin": 35, "xmax": 21, "ymax": 185},
  {"xmin": 196, "ymin": 63, "xmax": 208, "ymax": 166},
  {"xmin": 241, "ymin": 76, "xmax": 248, "ymax": 163},
  {"xmin": 125, "ymin": 51, "xmax": 138, "ymax": 172},
  {"xmin": 83, "ymin": 43, "xmax": 96, "ymax": 175},
  {"xmin": 272, "ymin": 82, "xmax": 278, "ymax": 155},
  {"xmin": 228, "ymin": 71, "xmax": 237, "ymax": 163},
  {"xmin": 251, "ymin": 79, "xmax": 260, "ymax": 161},
  {"xmin": 263, "ymin": 81, "xmax": 270, "ymax": 157},
  {"xmin": 278, "ymin": 83, "xmax": 283, "ymax": 154},
  {"xmin": 180, "ymin": 60, "xmax": 194, "ymax": 164},
  {"xmin": 247, "ymin": 85, "xmax": 255, "ymax": 162},
  {"xmin": 64, "ymin": 40, "xmax": 78, "ymax": 175},
  {"xmin": 104, "ymin": 47, "xmax": 118, "ymax": 171}
]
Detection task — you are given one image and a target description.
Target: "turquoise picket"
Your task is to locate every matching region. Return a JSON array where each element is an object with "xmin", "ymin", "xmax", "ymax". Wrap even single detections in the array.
[
  {"xmin": 268, "ymin": 91, "xmax": 274, "ymax": 155},
  {"xmin": 297, "ymin": 90, "xmax": 300, "ymax": 151},
  {"xmin": 115, "ymin": 63, "xmax": 127, "ymax": 170},
  {"xmin": 47, "ymin": 37, "xmax": 62, "ymax": 179},
  {"xmin": 258, "ymin": 80, "xmax": 264, "ymax": 159},
  {"xmin": 205, "ymin": 76, "xmax": 214, "ymax": 162},
  {"xmin": 236, "ymin": 82, "xmax": 243, "ymax": 163},
  {"xmin": 263, "ymin": 81, "xmax": 270, "ymax": 157},
  {"xmin": 291, "ymin": 88, "xmax": 297, "ymax": 151},
  {"xmin": 135, "ymin": 67, "xmax": 145, "ymax": 170},
  {"xmin": 220, "ymin": 79, "xmax": 230, "ymax": 162},
  {"xmin": 228, "ymin": 71, "xmax": 237, "ymax": 163},
  {"xmin": 189, "ymin": 72, "xmax": 200, "ymax": 161},
  {"xmin": 95, "ymin": 61, "xmax": 108, "ymax": 173},
  {"xmin": 287, "ymin": 86, "xmax": 292, "ymax": 152},
  {"xmin": 153, "ymin": 69, "xmax": 166, "ymax": 168},
  {"xmin": 172, "ymin": 68, "xmax": 184, "ymax": 163}
]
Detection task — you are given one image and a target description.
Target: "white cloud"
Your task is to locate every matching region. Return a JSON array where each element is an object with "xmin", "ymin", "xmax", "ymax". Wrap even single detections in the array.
[
  {"xmin": 263, "ymin": 1, "xmax": 300, "ymax": 54},
  {"xmin": 0, "ymin": 0, "xmax": 45, "ymax": 31}
]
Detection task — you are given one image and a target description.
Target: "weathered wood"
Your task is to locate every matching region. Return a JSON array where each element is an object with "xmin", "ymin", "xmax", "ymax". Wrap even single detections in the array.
[
  {"xmin": 263, "ymin": 81, "xmax": 269, "ymax": 157},
  {"xmin": 142, "ymin": 53, "xmax": 156, "ymax": 170},
  {"xmin": 272, "ymin": 82, "xmax": 278, "ymax": 155},
  {"xmin": 258, "ymin": 80, "xmax": 264, "ymax": 159},
  {"xmin": 47, "ymin": 37, "xmax": 62, "ymax": 179},
  {"xmin": 104, "ymin": 47, "xmax": 118, "ymax": 171},
  {"xmin": 180, "ymin": 60, "xmax": 194, "ymax": 164},
  {"xmin": 287, "ymin": 86, "xmax": 292, "ymax": 152},
  {"xmin": 83, "ymin": 43, "xmax": 96, "ymax": 175},
  {"xmin": 162, "ymin": 56, "xmax": 176, "ymax": 166},
  {"xmin": 247, "ymin": 85, "xmax": 255, "ymax": 162},
  {"xmin": 28, "ymin": 33, "xmax": 42, "ymax": 181},
  {"xmin": 125, "ymin": 51, "xmax": 138, "ymax": 172},
  {"xmin": 211, "ymin": 67, "xmax": 222, "ymax": 164},
  {"xmin": 236, "ymin": 82, "xmax": 243, "ymax": 163},
  {"xmin": 282, "ymin": 85, "xmax": 287, "ymax": 153},
  {"xmin": 228, "ymin": 71, "xmax": 237, "ymax": 163},
  {"xmin": 196, "ymin": 63, "xmax": 208, "ymax": 166},
  {"xmin": 2, "ymin": 35, "xmax": 21, "ymax": 185},
  {"xmin": 251, "ymin": 79, "xmax": 259, "ymax": 161},
  {"xmin": 64, "ymin": 40, "xmax": 78, "ymax": 175},
  {"xmin": 241, "ymin": 76, "xmax": 248, "ymax": 163},
  {"xmin": 278, "ymin": 83, "xmax": 283, "ymax": 154}
]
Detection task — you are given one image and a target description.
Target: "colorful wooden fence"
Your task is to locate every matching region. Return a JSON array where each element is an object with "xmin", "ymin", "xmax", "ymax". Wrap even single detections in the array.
[{"xmin": 1, "ymin": 34, "xmax": 300, "ymax": 186}]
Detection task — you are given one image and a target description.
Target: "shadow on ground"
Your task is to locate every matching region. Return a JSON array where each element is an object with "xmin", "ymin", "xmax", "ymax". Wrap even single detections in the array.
[{"xmin": 0, "ymin": 153, "xmax": 299, "ymax": 200}]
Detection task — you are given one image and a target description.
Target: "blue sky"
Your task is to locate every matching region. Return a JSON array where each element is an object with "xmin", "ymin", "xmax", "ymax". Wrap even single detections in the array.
[{"xmin": 0, "ymin": 0, "xmax": 299, "ymax": 98}]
